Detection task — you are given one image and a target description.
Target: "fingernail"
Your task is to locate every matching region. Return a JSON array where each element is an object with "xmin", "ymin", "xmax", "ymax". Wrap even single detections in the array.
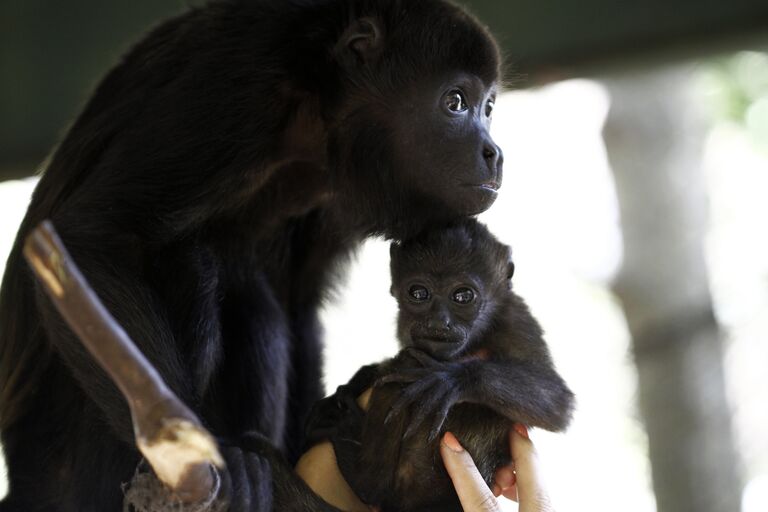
[
  {"xmin": 513, "ymin": 423, "xmax": 529, "ymax": 439},
  {"xmin": 442, "ymin": 431, "xmax": 464, "ymax": 453}
]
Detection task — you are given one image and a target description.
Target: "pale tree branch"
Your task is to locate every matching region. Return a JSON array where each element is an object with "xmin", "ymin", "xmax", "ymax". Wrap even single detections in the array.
[{"xmin": 23, "ymin": 220, "xmax": 225, "ymax": 504}]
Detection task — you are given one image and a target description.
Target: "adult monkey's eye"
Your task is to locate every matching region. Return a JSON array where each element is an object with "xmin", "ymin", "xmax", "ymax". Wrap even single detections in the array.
[
  {"xmin": 408, "ymin": 285, "xmax": 431, "ymax": 302},
  {"xmin": 444, "ymin": 89, "xmax": 468, "ymax": 113},
  {"xmin": 452, "ymin": 287, "xmax": 476, "ymax": 304},
  {"xmin": 485, "ymin": 98, "xmax": 495, "ymax": 117}
]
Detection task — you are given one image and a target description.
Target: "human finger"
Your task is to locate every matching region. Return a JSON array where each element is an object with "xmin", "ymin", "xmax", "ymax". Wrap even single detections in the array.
[
  {"xmin": 440, "ymin": 432, "xmax": 501, "ymax": 512},
  {"xmin": 510, "ymin": 424, "xmax": 555, "ymax": 512}
]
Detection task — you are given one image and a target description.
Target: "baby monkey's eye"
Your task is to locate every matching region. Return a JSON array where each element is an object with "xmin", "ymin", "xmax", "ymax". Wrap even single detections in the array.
[
  {"xmin": 444, "ymin": 89, "xmax": 468, "ymax": 113},
  {"xmin": 452, "ymin": 287, "xmax": 476, "ymax": 304},
  {"xmin": 408, "ymin": 284, "xmax": 431, "ymax": 302}
]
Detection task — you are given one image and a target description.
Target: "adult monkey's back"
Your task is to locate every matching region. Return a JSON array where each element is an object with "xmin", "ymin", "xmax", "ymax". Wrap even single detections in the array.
[{"xmin": 0, "ymin": 0, "xmax": 503, "ymax": 509}]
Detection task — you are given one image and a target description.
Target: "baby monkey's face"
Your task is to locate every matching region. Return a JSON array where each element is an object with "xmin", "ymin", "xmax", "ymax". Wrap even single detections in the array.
[{"xmin": 394, "ymin": 272, "xmax": 487, "ymax": 360}]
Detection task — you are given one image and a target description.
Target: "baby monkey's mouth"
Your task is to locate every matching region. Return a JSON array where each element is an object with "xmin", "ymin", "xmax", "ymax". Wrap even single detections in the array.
[
  {"xmin": 410, "ymin": 327, "xmax": 467, "ymax": 359},
  {"xmin": 417, "ymin": 333, "xmax": 454, "ymax": 343},
  {"xmin": 411, "ymin": 327, "xmax": 463, "ymax": 345}
]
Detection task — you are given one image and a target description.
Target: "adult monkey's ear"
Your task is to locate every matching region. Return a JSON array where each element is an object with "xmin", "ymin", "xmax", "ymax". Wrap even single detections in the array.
[{"xmin": 335, "ymin": 17, "xmax": 384, "ymax": 66}]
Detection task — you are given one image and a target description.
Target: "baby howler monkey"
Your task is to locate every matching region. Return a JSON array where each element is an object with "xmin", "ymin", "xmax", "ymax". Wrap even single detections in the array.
[{"xmin": 305, "ymin": 220, "xmax": 574, "ymax": 511}]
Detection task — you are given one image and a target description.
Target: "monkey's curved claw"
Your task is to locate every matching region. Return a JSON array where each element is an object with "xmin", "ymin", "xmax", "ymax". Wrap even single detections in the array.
[
  {"xmin": 377, "ymin": 367, "xmax": 430, "ymax": 386},
  {"xmin": 405, "ymin": 397, "xmax": 454, "ymax": 443},
  {"xmin": 382, "ymin": 369, "xmax": 434, "ymax": 424},
  {"xmin": 383, "ymin": 364, "xmax": 464, "ymax": 441}
]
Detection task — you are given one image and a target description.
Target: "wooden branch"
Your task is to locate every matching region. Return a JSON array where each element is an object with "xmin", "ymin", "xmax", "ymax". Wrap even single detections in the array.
[{"xmin": 23, "ymin": 220, "xmax": 224, "ymax": 503}]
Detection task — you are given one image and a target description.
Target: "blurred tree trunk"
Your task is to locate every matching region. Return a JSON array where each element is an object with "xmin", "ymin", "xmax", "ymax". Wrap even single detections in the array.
[{"xmin": 601, "ymin": 65, "xmax": 742, "ymax": 512}]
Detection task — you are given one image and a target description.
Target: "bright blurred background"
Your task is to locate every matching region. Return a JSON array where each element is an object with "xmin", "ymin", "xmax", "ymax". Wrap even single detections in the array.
[{"xmin": 2, "ymin": 1, "xmax": 768, "ymax": 511}]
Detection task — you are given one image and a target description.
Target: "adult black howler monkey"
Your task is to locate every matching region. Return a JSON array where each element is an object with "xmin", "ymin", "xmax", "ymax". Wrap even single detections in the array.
[
  {"xmin": 0, "ymin": 0, "xmax": 502, "ymax": 510},
  {"xmin": 305, "ymin": 220, "xmax": 574, "ymax": 511}
]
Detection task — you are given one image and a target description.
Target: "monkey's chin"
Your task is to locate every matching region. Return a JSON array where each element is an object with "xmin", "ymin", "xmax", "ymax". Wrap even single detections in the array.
[
  {"xmin": 459, "ymin": 185, "xmax": 499, "ymax": 215},
  {"xmin": 416, "ymin": 339, "xmax": 465, "ymax": 360}
]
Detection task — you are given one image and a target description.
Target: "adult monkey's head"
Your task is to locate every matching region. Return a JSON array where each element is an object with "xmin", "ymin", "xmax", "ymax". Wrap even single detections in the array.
[{"xmin": 327, "ymin": 0, "xmax": 503, "ymax": 238}]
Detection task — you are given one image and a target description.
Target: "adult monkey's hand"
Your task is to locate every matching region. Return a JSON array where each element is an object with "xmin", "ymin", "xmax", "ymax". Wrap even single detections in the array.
[{"xmin": 440, "ymin": 425, "xmax": 555, "ymax": 512}]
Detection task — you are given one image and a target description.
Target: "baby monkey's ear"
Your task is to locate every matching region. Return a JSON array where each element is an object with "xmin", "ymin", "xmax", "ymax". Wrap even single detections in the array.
[{"xmin": 506, "ymin": 259, "xmax": 516, "ymax": 280}]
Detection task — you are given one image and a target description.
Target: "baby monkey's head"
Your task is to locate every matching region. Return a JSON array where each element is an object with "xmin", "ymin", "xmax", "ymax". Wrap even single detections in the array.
[{"xmin": 389, "ymin": 220, "xmax": 514, "ymax": 360}]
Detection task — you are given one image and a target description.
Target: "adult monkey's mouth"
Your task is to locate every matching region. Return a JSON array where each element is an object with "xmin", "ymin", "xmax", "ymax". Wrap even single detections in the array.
[
  {"xmin": 457, "ymin": 183, "xmax": 500, "ymax": 215},
  {"xmin": 462, "ymin": 181, "xmax": 500, "ymax": 192},
  {"xmin": 479, "ymin": 181, "xmax": 500, "ymax": 191}
]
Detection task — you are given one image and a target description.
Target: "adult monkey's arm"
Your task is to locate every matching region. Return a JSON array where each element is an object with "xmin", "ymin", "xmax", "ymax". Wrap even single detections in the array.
[{"xmin": 23, "ymin": 220, "xmax": 224, "ymax": 504}]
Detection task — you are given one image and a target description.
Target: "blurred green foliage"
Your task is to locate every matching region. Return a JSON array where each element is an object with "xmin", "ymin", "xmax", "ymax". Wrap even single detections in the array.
[{"xmin": 700, "ymin": 51, "xmax": 768, "ymax": 149}]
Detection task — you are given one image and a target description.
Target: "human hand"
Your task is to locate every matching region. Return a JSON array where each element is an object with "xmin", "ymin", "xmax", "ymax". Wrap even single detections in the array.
[
  {"xmin": 440, "ymin": 425, "xmax": 555, "ymax": 512},
  {"xmin": 295, "ymin": 441, "xmax": 374, "ymax": 512}
]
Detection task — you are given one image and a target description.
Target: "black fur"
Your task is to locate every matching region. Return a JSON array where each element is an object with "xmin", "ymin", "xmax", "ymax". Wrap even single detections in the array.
[
  {"xmin": 0, "ymin": 0, "xmax": 502, "ymax": 510},
  {"xmin": 306, "ymin": 220, "xmax": 574, "ymax": 512}
]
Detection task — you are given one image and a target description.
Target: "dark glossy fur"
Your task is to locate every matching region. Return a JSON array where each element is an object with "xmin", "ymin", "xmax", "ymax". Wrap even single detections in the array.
[
  {"xmin": 306, "ymin": 221, "xmax": 574, "ymax": 511},
  {"xmin": 0, "ymin": 1, "xmax": 502, "ymax": 510}
]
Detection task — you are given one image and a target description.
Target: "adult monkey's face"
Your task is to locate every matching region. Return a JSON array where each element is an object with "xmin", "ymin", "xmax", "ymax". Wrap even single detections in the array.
[{"xmin": 392, "ymin": 73, "xmax": 503, "ymax": 216}]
